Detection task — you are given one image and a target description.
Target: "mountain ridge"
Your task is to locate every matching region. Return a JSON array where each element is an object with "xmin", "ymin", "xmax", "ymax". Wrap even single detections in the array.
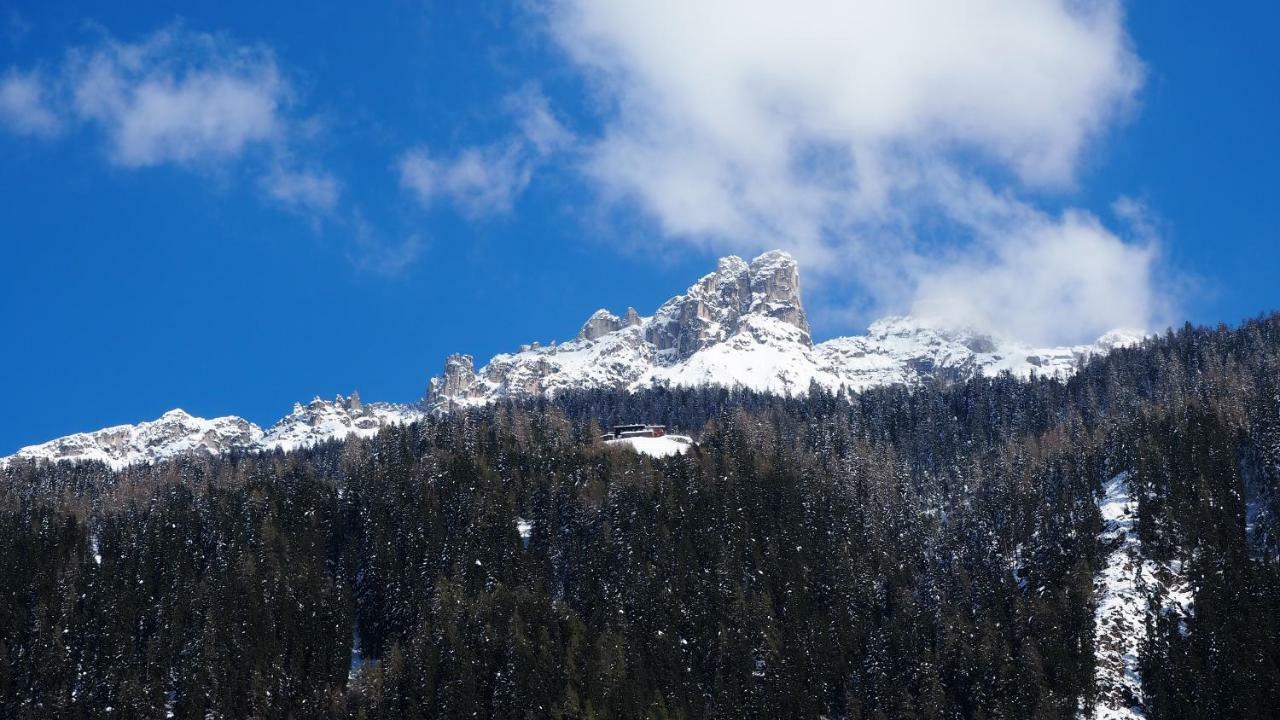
[
  {"xmin": 2, "ymin": 250, "xmax": 1142, "ymax": 469},
  {"xmin": 426, "ymin": 249, "xmax": 1142, "ymax": 409}
]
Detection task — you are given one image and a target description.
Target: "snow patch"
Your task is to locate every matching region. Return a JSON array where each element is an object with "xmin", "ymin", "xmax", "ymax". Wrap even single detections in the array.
[
  {"xmin": 604, "ymin": 434, "xmax": 694, "ymax": 458},
  {"xmin": 1087, "ymin": 473, "xmax": 1192, "ymax": 720},
  {"xmin": 516, "ymin": 518, "xmax": 533, "ymax": 539}
]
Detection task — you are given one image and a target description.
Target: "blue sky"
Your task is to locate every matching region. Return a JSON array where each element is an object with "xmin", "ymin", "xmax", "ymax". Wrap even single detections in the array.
[{"xmin": 1, "ymin": 1, "xmax": 1277, "ymax": 453}]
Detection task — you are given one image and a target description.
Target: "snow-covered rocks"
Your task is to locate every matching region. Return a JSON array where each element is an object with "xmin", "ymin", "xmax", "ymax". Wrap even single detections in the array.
[
  {"xmin": 2, "ymin": 394, "xmax": 424, "ymax": 470},
  {"xmin": 4, "ymin": 249, "xmax": 1146, "ymax": 470},
  {"xmin": 261, "ymin": 393, "xmax": 425, "ymax": 453},
  {"xmin": 515, "ymin": 518, "xmax": 533, "ymax": 540},
  {"xmin": 3, "ymin": 409, "xmax": 263, "ymax": 470},
  {"xmin": 427, "ymin": 250, "xmax": 1143, "ymax": 409}
]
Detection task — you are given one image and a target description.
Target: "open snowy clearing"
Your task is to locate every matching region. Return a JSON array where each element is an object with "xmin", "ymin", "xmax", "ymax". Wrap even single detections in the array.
[{"xmin": 604, "ymin": 434, "xmax": 694, "ymax": 458}]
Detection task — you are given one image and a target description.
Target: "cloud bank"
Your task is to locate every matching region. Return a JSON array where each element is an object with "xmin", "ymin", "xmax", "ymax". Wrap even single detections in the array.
[{"xmin": 546, "ymin": 0, "xmax": 1165, "ymax": 344}]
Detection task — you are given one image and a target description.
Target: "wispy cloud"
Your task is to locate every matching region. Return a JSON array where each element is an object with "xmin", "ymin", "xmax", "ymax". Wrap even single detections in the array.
[
  {"xmin": 261, "ymin": 165, "xmax": 341, "ymax": 214},
  {"xmin": 0, "ymin": 23, "xmax": 452, "ymax": 279},
  {"xmin": 65, "ymin": 28, "xmax": 287, "ymax": 168},
  {"xmin": 2, "ymin": 25, "xmax": 343, "ymax": 218},
  {"xmin": 506, "ymin": 83, "xmax": 574, "ymax": 156},
  {"xmin": 5, "ymin": 10, "xmax": 30, "ymax": 47},
  {"xmin": 0, "ymin": 69, "xmax": 60, "ymax": 137},
  {"xmin": 398, "ymin": 84, "xmax": 572, "ymax": 218},
  {"xmin": 399, "ymin": 141, "xmax": 530, "ymax": 217},
  {"xmin": 349, "ymin": 216, "xmax": 423, "ymax": 277},
  {"xmin": 545, "ymin": 0, "xmax": 1164, "ymax": 343}
]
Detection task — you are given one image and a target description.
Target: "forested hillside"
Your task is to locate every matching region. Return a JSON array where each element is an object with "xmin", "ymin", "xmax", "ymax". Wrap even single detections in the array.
[{"xmin": 3, "ymin": 315, "xmax": 1280, "ymax": 719}]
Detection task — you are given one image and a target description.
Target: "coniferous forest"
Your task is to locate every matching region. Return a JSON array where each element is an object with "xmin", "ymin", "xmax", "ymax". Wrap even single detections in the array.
[{"xmin": 3, "ymin": 315, "xmax": 1280, "ymax": 719}]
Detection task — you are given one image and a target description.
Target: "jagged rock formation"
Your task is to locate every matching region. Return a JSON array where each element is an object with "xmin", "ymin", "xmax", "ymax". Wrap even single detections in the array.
[
  {"xmin": 579, "ymin": 307, "xmax": 642, "ymax": 341},
  {"xmin": 259, "ymin": 393, "xmax": 425, "ymax": 453},
  {"xmin": 644, "ymin": 252, "xmax": 811, "ymax": 360},
  {"xmin": 427, "ymin": 250, "xmax": 1143, "ymax": 410},
  {"xmin": 3, "ymin": 394, "xmax": 423, "ymax": 470}
]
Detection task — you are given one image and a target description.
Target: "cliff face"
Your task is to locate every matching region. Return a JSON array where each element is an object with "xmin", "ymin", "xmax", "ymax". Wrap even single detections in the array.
[{"xmin": 643, "ymin": 251, "xmax": 811, "ymax": 362}]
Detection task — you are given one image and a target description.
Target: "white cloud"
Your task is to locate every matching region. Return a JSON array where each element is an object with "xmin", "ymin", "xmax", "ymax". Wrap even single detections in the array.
[
  {"xmin": 911, "ymin": 192, "xmax": 1163, "ymax": 344},
  {"xmin": 547, "ymin": 0, "xmax": 1163, "ymax": 341},
  {"xmin": 1111, "ymin": 195, "xmax": 1160, "ymax": 244},
  {"xmin": 399, "ymin": 85, "xmax": 572, "ymax": 217},
  {"xmin": 262, "ymin": 166, "xmax": 340, "ymax": 213},
  {"xmin": 399, "ymin": 141, "xmax": 531, "ymax": 217},
  {"xmin": 68, "ymin": 28, "xmax": 286, "ymax": 167},
  {"xmin": 350, "ymin": 215, "xmax": 422, "ymax": 277},
  {"xmin": 506, "ymin": 83, "xmax": 574, "ymax": 156},
  {"xmin": 0, "ymin": 69, "xmax": 60, "ymax": 137},
  {"xmin": 5, "ymin": 27, "xmax": 351, "ymax": 222}
]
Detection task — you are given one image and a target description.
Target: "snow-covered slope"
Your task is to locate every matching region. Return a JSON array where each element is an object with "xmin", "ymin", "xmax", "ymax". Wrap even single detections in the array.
[
  {"xmin": 428, "ymin": 250, "xmax": 1143, "ymax": 409},
  {"xmin": 1087, "ymin": 473, "xmax": 1193, "ymax": 720},
  {"xmin": 3, "ymin": 394, "xmax": 423, "ymax": 470}
]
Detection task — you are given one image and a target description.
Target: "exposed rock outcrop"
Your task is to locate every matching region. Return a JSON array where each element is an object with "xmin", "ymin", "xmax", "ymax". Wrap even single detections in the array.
[
  {"xmin": 426, "ymin": 250, "xmax": 1142, "ymax": 410},
  {"xmin": 580, "ymin": 309, "xmax": 624, "ymax": 341}
]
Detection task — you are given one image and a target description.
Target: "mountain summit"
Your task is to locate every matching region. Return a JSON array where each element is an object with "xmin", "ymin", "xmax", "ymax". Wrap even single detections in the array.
[
  {"xmin": 4, "ymin": 250, "xmax": 1141, "ymax": 469},
  {"xmin": 427, "ymin": 250, "xmax": 1140, "ymax": 410}
]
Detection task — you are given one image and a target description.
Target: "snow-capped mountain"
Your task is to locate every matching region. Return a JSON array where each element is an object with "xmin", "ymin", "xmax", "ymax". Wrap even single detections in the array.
[
  {"xmin": 260, "ymin": 394, "xmax": 425, "ymax": 454},
  {"xmin": 2, "ymin": 409, "xmax": 265, "ymax": 470},
  {"xmin": 3, "ymin": 250, "xmax": 1142, "ymax": 470},
  {"xmin": 427, "ymin": 250, "xmax": 1143, "ymax": 410},
  {"xmin": 3, "ymin": 394, "xmax": 424, "ymax": 470}
]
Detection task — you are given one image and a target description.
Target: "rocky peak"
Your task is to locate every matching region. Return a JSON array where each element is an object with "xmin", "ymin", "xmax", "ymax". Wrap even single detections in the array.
[
  {"xmin": 1095, "ymin": 328, "xmax": 1147, "ymax": 351},
  {"xmin": 645, "ymin": 251, "xmax": 810, "ymax": 360},
  {"xmin": 579, "ymin": 309, "xmax": 623, "ymax": 341},
  {"xmin": 708, "ymin": 255, "xmax": 752, "ymax": 315},
  {"xmin": 258, "ymin": 393, "xmax": 425, "ymax": 453},
  {"xmin": 444, "ymin": 354, "xmax": 475, "ymax": 382},
  {"xmin": 747, "ymin": 250, "xmax": 810, "ymax": 342},
  {"xmin": 427, "ymin": 354, "xmax": 487, "ymax": 408}
]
